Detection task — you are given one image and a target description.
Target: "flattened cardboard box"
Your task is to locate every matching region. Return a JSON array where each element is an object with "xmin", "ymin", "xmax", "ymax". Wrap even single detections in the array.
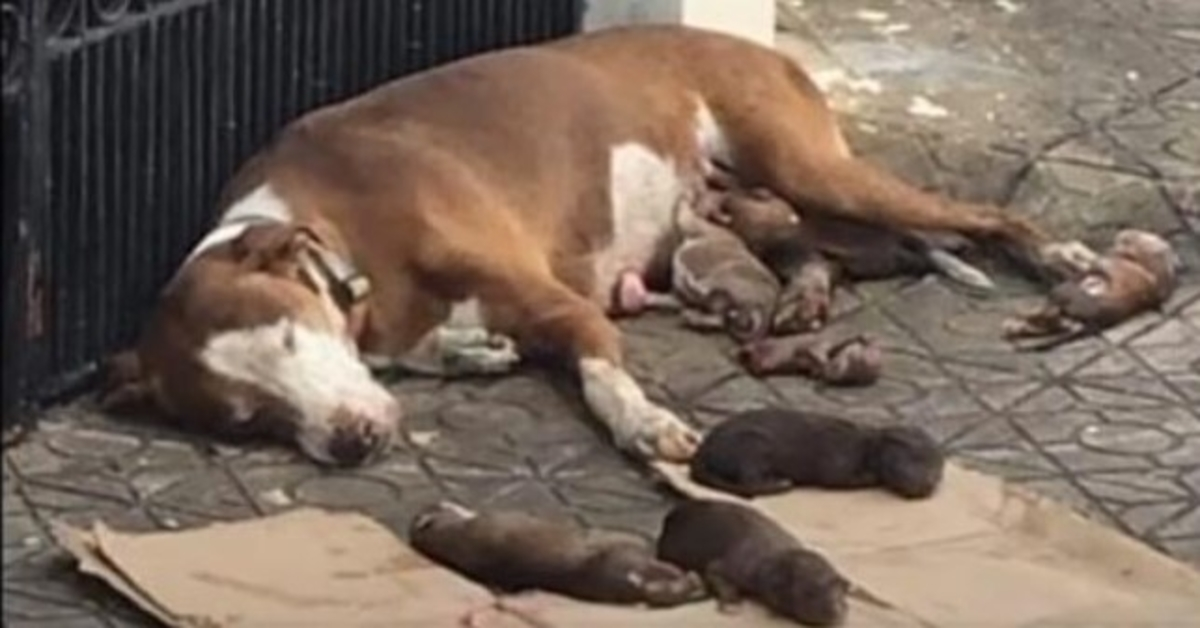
[{"xmin": 54, "ymin": 463, "xmax": 1200, "ymax": 627}]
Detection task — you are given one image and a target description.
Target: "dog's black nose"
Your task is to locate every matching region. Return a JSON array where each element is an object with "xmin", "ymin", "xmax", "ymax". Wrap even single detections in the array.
[{"xmin": 326, "ymin": 421, "xmax": 382, "ymax": 467}]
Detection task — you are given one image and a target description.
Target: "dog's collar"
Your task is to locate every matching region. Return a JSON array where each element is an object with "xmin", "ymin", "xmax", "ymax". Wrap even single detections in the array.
[
  {"xmin": 300, "ymin": 237, "xmax": 372, "ymax": 314},
  {"xmin": 293, "ymin": 226, "xmax": 371, "ymax": 314},
  {"xmin": 209, "ymin": 215, "xmax": 372, "ymax": 313}
]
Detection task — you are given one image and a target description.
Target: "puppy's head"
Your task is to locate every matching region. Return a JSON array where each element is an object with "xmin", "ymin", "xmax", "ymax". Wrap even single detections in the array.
[
  {"xmin": 707, "ymin": 291, "xmax": 772, "ymax": 343},
  {"xmin": 872, "ymin": 426, "xmax": 944, "ymax": 499},
  {"xmin": 1111, "ymin": 229, "xmax": 1181, "ymax": 285},
  {"xmin": 711, "ymin": 187, "xmax": 802, "ymax": 252},
  {"xmin": 821, "ymin": 336, "xmax": 882, "ymax": 387},
  {"xmin": 756, "ymin": 548, "xmax": 850, "ymax": 626}
]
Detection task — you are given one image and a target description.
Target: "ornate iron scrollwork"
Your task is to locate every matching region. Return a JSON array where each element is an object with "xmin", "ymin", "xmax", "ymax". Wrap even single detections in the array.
[{"xmin": 1, "ymin": 0, "xmax": 27, "ymax": 98}]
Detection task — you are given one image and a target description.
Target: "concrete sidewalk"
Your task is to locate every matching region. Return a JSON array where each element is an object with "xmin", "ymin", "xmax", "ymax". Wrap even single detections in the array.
[{"xmin": 5, "ymin": 2, "xmax": 1200, "ymax": 625}]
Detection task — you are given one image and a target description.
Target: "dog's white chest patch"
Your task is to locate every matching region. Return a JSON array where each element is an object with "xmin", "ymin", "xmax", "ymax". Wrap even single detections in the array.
[{"xmin": 594, "ymin": 142, "xmax": 686, "ymax": 302}]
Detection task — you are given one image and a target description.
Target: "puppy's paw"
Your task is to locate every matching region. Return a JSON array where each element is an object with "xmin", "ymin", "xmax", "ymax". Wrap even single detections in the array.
[
  {"xmin": 1040, "ymin": 240, "xmax": 1099, "ymax": 277},
  {"xmin": 1001, "ymin": 316, "xmax": 1038, "ymax": 340}
]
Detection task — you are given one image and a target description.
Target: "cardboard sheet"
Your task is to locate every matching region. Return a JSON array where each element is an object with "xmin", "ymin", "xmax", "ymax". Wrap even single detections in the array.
[
  {"xmin": 54, "ymin": 463, "xmax": 1200, "ymax": 627},
  {"xmin": 646, "ymin": 461, "xmax": 1200, "ymax": 627},
  {"xmin": 53, "ymin": 508, "xmax": 497, "ymax": 627}
]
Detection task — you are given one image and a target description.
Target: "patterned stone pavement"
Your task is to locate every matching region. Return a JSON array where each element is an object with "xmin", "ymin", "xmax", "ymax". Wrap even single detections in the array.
[{"xmin": 5, "ymin": 1, "xmax": 1200, "ymax": 626}]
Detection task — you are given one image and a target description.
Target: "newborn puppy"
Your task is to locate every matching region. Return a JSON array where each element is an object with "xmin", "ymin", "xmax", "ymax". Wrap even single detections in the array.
[
  {"xmin": 689, "ymin": 408, "xmax": 943, "ymax": 499},
  {"xmin": 669, "ymin": 186, "xmax": 804, "ymax": 342},
  {"xmin": 771, "ymin": 254, "xmax": 841, "ymax": 334},
  {"xmin": 408, "ymin": 502, "xmax": 706, "ymax": 607},
  {"xmin": 1005, "ymin": 229, "xmax": 1181, "ymax": 349},
  {"xmin": 739, "ymin": 333, "xmax": 882, "ymax": 387},
  {"xmin": 657, "ymin": 499, "xmax": 849, "ymax": 626},
  {"xmin": 608, "ymin": 185, "xmax": 801, "ymax": 344}
]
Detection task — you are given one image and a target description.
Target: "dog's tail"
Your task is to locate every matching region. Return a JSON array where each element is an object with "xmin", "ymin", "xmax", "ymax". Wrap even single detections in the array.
[{"xmin": 925, "ymin": 248, "xmax": 996, "ymax": 292}]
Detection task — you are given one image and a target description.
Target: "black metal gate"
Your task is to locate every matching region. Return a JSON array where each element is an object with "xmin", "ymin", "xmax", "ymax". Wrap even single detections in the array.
[{"xmin": 1, "ymin": 0, "xmax": 584, "ymax": 429}]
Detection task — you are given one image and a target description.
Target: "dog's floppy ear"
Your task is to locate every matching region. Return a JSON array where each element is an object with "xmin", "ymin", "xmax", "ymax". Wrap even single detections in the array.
[
  {"xmin": 96, "ymin": 350, "xmax": 158, "ymax": 414},
  {"xmin": 230, "ymin": 224, "xmax": 315, "ymax": 271}
]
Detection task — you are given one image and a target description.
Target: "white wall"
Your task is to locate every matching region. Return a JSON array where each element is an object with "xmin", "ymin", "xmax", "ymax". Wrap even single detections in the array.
[{"xmin": 582, "ymin": 0, "xmax": 776, "ymax": 47}]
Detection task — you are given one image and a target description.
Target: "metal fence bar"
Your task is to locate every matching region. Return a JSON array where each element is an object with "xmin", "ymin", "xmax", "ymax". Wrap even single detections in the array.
[{"xmin": 1, "ymin": 0, "xmax": 584, "ymax": 427}]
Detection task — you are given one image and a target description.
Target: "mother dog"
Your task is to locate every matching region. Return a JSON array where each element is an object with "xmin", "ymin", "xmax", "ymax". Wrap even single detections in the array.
[{"xmin": 101, "ymin": 25, "xmax": 1050, "ymax": 466}]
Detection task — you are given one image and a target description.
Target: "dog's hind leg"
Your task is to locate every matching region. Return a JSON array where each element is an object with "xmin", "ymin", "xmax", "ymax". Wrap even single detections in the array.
[{"xmin": 716, "ymin": 91, "xmax": 1054, "ymax": 274}]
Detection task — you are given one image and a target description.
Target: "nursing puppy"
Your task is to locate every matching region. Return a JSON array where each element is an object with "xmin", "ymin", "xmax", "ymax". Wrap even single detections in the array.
[
  {"xmin": 689, "ymin": 408, "xmax": 943, "ymax": 499},
  {"xmin": 657, "ymin": 499, "xmax": 849, "ymax": 626},
  {"xmin": 614, "ymin": 185, "xmax": 803, "ymax": 342},
  {"xmin": 739, "ymin": 333, "xmax": 882, "ymax": 387},
  {"xmin": 1004, "ymin": 229, "xmax": 1181, "ymax": 349},
  {"xmin": 408, "ymin": 502, "xmax": 706, "ymax": 607}
]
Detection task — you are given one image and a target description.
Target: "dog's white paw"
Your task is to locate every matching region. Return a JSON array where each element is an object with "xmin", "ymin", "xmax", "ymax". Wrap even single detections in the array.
[
  {"xmin": 439, "ymin": 328, "xmax": 519, "ymax": 375},
  {"xmin": 579, "ymin": 358, "xmax": 700, "ymax": 463},
  {"xmin": 625, "ymin": 402, "xmax": 701, "ymax": 463}
]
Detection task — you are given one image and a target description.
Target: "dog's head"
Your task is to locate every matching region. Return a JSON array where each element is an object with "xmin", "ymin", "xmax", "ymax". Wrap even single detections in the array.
[{"xmin": 100, "ymin": 221, "xmax": 399, "ymax": 467}]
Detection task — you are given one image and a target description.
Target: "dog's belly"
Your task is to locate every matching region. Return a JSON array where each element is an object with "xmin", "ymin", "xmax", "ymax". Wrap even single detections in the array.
[{"xmin": 592, "ymin": 142, "xmax": 689, "ymax": 307}]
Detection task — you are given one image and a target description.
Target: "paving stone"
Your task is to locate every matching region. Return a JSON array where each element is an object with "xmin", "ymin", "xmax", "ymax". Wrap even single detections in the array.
[
  {"xmin": 1010, "ymin": 410, "xmax": 1102, "ymax": 444},
  {"xmin": 1015, "ymin": 477, "xmax": 1115, "ymax": 524},
  {"xmin": 1157, "ymin": 436, "xmax": 1200, "ymax": 468},
  {"xmin": 1158, "ymin": 537, "xmax": 1200, "ymax": 569},
  {"xmin": 1119, "ymin": 502, "xmax": 1194, "ymax": 538},
  {"xmin": 1103, "ymin": 406, "xmax": 1200, "ymax": 437},
  {"xmin": 1076, "ymin": 470, "xmax": 1192, "ymax": 505},
  {"xmin": 1078, "ymin": 423, "xmax": 1182, "ymax": 455},
  {"xmin": 1154, "ymin": 505, "xmax": 1200, "ymax": 539}
]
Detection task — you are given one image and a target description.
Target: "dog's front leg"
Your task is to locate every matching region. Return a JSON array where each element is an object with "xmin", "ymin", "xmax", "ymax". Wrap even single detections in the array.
[{"xmin": 486, "ymin": 270, "xmax": 700, "ymax": 462}]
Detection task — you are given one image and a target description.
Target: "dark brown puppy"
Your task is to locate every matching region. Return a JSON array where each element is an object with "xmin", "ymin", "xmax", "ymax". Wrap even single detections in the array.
[
  {"xmin": 1004, "ymin": 229, "xmax": 1181, "ymax": 349},
  {"xmin": 739, "ymin": 333, "xmax": 882, "ymax": 387},
  {"xmin": 689, "ymin": 408, "xmax": 943, "ymax": 499},
  {"xmin": 657, "ymin": 499, "xmax": 849, "ymax": 626},
  {"xmin": 408, "ymin": 501, "xmax": 706, "ymax": 607}
]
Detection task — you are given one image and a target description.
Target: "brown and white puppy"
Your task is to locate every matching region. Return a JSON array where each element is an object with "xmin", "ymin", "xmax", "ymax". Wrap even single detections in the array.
[
  {"xmin": 1004, "ymin": 229, "xmax": 1181, "ymax": 349},
  {"xmin": 688, "ymin": 408, "xmax": 944, "ymax": 500},
  {"xmin": 408, "ymin": 502, "xmax": 706, "ymax": 608},
  {"xmin": 657, "ymin": 499, "xmax": 850, "ymax": 626},
  {"xmin": 739, "ymin": 333, "xmax": 882, "ymax": 387},
  {"xmin": 101, "ymin": 25, "xmax": 1052, "ymax": 467}
]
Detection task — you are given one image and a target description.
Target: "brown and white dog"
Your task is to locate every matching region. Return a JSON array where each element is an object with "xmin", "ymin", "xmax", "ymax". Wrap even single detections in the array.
[{"xmin": 100, "ymin": 25, "xmax": 1051, "ymax": 467}]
